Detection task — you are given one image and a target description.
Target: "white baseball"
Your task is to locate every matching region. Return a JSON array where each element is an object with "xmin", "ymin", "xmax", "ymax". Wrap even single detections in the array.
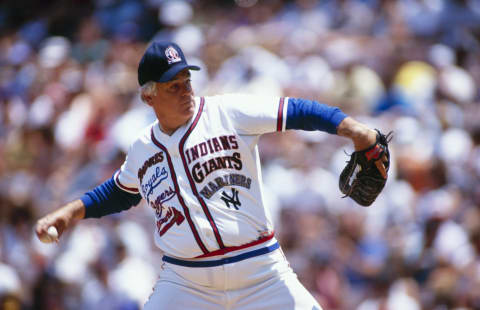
[
  {"xmin": 40, "ymin": 226, "xmax": 59, "ymax": 243},
  {"xmin": 48, "ymin": 226, "xmax": 58, "ymax": 239}
]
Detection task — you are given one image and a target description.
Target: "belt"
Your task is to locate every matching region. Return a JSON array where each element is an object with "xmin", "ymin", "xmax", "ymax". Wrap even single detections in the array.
[{"xmin": 162, "ymin": 242, "xmax": 280, "ymax": 267}]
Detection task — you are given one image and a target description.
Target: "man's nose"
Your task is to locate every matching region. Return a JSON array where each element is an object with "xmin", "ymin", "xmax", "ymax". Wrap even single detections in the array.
[
  {"xmin": 185, "ymin": 81, "xmax": 192, "ymax": 92},
  {"xmin": 182, "ymin": 81, "xmax": 192, "ymax": 94}
]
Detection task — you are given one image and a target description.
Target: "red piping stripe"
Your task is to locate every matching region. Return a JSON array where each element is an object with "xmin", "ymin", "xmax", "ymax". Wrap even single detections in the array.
[
  {"xmin": 195, "ymin": 232, "xmax": 275, "ymax": 258},
  {"xmin": 114, "ymin": 171, "xmax": 139, "ymax": 193},
  {"xmin": 277, "ymin": 97, "xmax": 285, "ymax": 132},
  {"xmin": 151, "ymin": 128, "xmax": 209, "ymax": 255},
  {"xmin": 179, "ymin": 97, "xmax": 226, "ymax": 249}
]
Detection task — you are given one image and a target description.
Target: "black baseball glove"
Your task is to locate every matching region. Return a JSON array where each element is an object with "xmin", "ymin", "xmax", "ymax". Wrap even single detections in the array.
[{"xmin": 339, "ymin": 130, "xmax": 393, "ymax": 206}]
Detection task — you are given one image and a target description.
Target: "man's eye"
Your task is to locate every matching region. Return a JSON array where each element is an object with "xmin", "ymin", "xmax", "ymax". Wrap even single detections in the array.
[{"xmin": 169, "ymin": 84, "xmax": 179, "ymax": 92}]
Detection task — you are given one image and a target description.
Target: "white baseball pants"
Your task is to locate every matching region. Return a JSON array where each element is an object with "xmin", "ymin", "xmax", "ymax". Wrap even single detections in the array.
[{"xmin": 143, "ymin": 246, "xmax": 322, "ymax": 310}]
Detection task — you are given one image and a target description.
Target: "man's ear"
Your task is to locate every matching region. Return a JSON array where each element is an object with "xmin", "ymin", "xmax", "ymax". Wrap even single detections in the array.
[{"xmin": 141, "ymin": 93, "xmax": 153, "ymax": 106}]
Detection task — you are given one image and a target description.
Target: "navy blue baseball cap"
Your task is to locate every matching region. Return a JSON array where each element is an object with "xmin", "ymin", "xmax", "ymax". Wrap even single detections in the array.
[{"xmin": 138, "ymin": 41, "xmax": 200, "ymax": 86}]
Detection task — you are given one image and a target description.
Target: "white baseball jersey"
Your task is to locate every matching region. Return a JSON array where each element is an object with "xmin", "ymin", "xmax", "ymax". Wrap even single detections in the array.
[{"xmin": 114, "ymin": 94, "xmax": 288, "ymax": 258}]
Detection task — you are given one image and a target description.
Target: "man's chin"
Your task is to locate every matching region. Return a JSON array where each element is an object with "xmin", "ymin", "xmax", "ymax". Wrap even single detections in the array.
[{"xmin": 184, "ymin": 103, "xmax": 195, "ymax": 118}]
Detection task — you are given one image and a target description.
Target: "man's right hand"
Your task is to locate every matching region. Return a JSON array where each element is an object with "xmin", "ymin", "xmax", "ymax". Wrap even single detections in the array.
[
  {"xmin": 35, "ymin": 214, "xmax": 65, "ymax": 243},
  {"xmin": 35, "ymin": 199, "xmax": 86, "ymax": 243}
]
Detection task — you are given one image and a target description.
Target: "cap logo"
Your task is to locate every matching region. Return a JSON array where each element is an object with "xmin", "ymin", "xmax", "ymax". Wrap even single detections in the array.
[{"xmin": 165, "ymin": 46, "xmax": 182, "ymax": 64}]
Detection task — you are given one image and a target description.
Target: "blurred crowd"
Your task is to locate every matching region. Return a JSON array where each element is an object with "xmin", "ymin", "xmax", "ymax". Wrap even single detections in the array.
[{"xmin": 1, "ymin": 0, "xmax": 480, "ymax": 309}]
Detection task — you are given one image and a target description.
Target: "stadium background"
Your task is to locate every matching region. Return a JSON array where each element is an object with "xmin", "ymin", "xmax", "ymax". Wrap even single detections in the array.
[{"xmin": 1, "ymin": 0, "xmax": 480, "ymax": 309}]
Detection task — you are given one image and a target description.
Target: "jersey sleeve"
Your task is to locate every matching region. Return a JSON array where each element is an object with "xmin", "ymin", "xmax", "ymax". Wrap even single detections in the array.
[
  {"xmin": 81, "ymin": 176, "xmax": 142, "ymax": 218},
  {"xmin": 113, "ymin": 145, "xmax": 140, "ymax": 194},
  {"xmin": 218, "ymin": 94, "xmax": 288, "ymax": 135},
  {"xmin": 286, "ymin": 98, "xmax": 348, "ymax": 134}
]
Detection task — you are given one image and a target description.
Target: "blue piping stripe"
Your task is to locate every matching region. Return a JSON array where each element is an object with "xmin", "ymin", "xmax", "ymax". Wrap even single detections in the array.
[{"xmin": 162, "ymin": 242, "xmax": 280, "ymax": 267}]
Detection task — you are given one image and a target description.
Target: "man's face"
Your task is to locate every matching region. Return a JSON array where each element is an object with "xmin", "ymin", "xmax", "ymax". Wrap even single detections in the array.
[{"xmin": 151, "ymin": 69, "xmax": 195, "ymax": 128}]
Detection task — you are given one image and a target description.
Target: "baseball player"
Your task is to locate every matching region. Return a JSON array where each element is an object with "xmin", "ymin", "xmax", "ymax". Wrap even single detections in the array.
[{"xmin": 36, "ymin": 41, "xmax": 388, "ymax": 309}]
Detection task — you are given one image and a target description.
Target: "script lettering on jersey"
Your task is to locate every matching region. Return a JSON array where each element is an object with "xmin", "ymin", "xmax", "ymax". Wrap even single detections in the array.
[
  {"xmin": 149, "ymin": 186, "xmax": 176, "ymax": 212},
  {"xmin": 142, "ymin": 166, "xmax": 168, "ymax": 202},
  {"xmin": 192, "ymin": 152, "xmax": 243, "ymax": 183},
  {"xmin": 185, "ymin": 135, "xmax": 239, "ymax": 165},
  {"xmin": 155, "ymin": 206, "xmax": 185, "ymax": 237},
  {"xmin": 199, "ymin": 173, "xmax": 251, "ymax": 199},
  {"xmin": 138, "ymin": 152, "xmax": 164, "ymax": 183}
]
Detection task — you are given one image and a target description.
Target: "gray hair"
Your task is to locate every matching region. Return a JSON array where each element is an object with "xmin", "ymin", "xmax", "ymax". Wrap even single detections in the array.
[{"xmin": 140, "ymin": 81, "xmax": 157, "ymax": 103}]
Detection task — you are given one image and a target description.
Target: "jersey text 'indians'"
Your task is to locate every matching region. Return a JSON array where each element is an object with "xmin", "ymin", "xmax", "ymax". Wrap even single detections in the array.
[{"xmin": 185, "ymin": 135, "xmax": 238, "ymax": 164}]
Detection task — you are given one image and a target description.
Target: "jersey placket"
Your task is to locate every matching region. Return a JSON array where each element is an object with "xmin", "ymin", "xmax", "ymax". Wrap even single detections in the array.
[{"xmin": 178, "ymin": 97, "xmax": 226, "ymax": 250}]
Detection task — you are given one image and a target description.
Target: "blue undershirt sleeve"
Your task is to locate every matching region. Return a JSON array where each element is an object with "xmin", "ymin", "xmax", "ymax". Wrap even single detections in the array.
[
  {"xmin": 285, "ymin": 98, "xmax": 348, "ymax": 134},
  {"xmin": 81, "ymin": 177, "xmax": 142, "ymax": 219}
]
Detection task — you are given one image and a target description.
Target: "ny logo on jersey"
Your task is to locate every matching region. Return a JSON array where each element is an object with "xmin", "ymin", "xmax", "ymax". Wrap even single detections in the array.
[{"xmin": 221, "ymin": 188, "xmax": 241, "ymax": 210}]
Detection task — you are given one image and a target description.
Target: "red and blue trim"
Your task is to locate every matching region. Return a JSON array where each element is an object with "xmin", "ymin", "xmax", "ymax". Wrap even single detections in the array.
[
  {"xmin": 277, "ymin": 97, "xmax": 285, "ymax": 132},
  {"xmin": 195, "ymin": 231, "xmax": 274, "ymax": 258},
  {"xmin": 163, "ymin": 241, "xmax": 280, "ymax": 267}
]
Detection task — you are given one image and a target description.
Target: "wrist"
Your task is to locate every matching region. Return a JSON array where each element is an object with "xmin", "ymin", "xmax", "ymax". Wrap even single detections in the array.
[
  {"xmin": 56, "ymin": 199, "xmax": 85, "ymax": 229},
  {"xmin": 337, "ymin": 117, "xmax": 377, "ymax": 151}
]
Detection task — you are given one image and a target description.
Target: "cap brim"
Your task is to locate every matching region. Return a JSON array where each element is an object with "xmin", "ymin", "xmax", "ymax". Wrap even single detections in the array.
[{"xmin": 156, "ymin": 63, "xmax": 200, "ymax": 83}]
